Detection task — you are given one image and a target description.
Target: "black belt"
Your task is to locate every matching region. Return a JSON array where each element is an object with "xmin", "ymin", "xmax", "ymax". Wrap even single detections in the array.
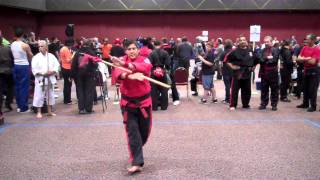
[
  {"xmin": 122, "ymin": 93, "xmax": 150, "ymax": 105},
  {"xmin": 122, "ymin": 93, "xmax": 150, "ymax": 119}
]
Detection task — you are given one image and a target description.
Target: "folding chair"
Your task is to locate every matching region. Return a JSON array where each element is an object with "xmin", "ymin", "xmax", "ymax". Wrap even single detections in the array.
[{"xmin": 174, "ymin": 67, "xmax": 189, "ymax": 98}]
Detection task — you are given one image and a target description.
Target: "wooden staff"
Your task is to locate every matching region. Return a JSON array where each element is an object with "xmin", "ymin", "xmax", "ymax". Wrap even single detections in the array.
[{"xmin": 101, "ymin": 60, "xmax": 171, "ymax": 89}]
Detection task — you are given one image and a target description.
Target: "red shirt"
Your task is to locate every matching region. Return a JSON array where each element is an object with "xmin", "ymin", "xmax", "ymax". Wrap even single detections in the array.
[
  {"xmin": 299, "ymin": 46, "xmax": 319, "ymax": 69},
  {"xmin": 139, "ymin": 46, "xmax": 152, "ymax": 58},
  {"xmin": 315, "ymin": 46, "xmax": 320, "ymax": 63},
  {"xmin": 113, "ymin": 55, "xmax": 153, "ymax": 108}
]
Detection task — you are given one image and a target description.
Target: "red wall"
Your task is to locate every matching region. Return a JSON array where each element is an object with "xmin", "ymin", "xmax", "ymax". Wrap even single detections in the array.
[
  {"xmin": 1, "ymin": 7, "xmax": 319, "ymax": 44},
  {"xmin": 0, "ymin": 7, "xmax": 39, "ymax": 40},
  {"xmin": 38, "ymin": 11, "xmax": 320, "ymax": 44}
]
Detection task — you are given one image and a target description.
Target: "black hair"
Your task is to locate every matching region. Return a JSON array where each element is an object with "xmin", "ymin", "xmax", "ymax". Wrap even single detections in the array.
[
  {"xmin": 123, "ymin": 40, "xmax": 139, "ymax": 49},
  {"xmin": 282, "ymin": 39, "xmax": 291, "ymax": 46},
  {"xmin": 162, "ymin": 37, "xmax": 168, "ymax": 44},
  {"xmin": 224, "ymin": 39, "xmax": 233, "ymax": 49},
  {"xmin": 154, "ymin": 40, "xmax": 161, "ymax": 46},
  {"xmin": 182, "ymin": 36, "xmax": 188, "ymax": 42},
  {"xmin": 65, "ymin": 39, "xmax": 74, "ymax": 46},
  {"xmin": 307, "ymin": 34, "xmax": 317, "ymax": 41},
  {"xmin": 14, "ymin": 27, "xmax": 24, "ymax": 38},
  {"xmin": 140, "ymin": 38, "xmax": 149, "ymax": 46}
]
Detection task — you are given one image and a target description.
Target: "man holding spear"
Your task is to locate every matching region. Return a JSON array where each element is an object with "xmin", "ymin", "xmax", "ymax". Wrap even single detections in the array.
[
  {"xmin": 111, "ymin": 40, "xmax": 153, "ymax": 174},
  {"xmin": 32, "ymin": 40, "xmax": 60, "ymax": 118},
  {"xmin": 80, "ymin": 40, "xmax": 170, "ymax": 174}
]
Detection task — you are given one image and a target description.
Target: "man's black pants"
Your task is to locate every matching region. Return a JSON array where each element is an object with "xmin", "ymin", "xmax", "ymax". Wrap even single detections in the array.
[
  {"xmin": 62, "ymin": 68, "xmax": 72, "ymax": 104},
  {"xmin": 151, "ymin": 84, "xmax": 168, "ymax": 110},
  {"xmin": 302, "ymin": 69, "xmax": 319, "ymax": 108},
  {"xmin": 76, "ymin": 75, "xmax": 95, "ymax": 112},
  {"xmin": 261, "ymin": 74, "xmax": 279, "ymax": 107},
  {"xmin": 230, "ymin": 77, "xmax": 251, "ymax": 108},
  {"xmin": 0, "ymin": 73, "xmax": 14, "ymax": 114},
  {"xmin": 121, "ymin": 106, "xmax": 152, "ymax": 166},
  {"xmin": 280, "ymin": 69, "xmax": 291, "ymax": 99}
]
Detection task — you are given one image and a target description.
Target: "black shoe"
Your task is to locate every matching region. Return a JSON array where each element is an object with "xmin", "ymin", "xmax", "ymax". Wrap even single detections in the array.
[
  {"xmin": 192, "ymin": 92, "xmax": 198, "ymax": 96},
  {"xmin": 86, "ymin": 110, "xmax": 95, "ymax": 114},
  {"xmin": 280, "ymin": 98, "xmax": 291, "ymax": 102},
  {"xmin": 271, "ymin": 106, "xmax": 277, "ymax": 111},
  {"xmin": 296, "ymin": 104, "xmax": 308, "ymax": 108},
  {"xmin": 307, "ymin": 107, "xmax": 316, "ymax": 112},
  {"xmin": 200, "ymin": 98, "xmax": 208, "ymax": 104},
  {"xmin": 79, "ymin": 110, "xmax": 86, "ymax": 114},
  {"xmin": 243, "ymin": 105, "xmax": 250, "ymax": 109},
  {"xmin": 64, "ymin": 101, "xmax": 73, "ymax": 105},
  {"xmin": 211, "ymin": 99, "xmax": 218, "ymax": 104},
  {"xmin": 259, "ymin": 105, "xmax": 266, "ymax": 110}
]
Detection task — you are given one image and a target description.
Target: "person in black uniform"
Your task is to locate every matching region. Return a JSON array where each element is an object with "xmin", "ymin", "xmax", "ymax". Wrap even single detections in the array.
[
  {"xmin": 220, "ymin": 39, "xmax": 234, "ymax": 103},
  {"xmin": 149, "ymin": 40, "xmax": 171, "ymax": 111},
  {"xmin": 258, "ymin": 36, "xmax": 280, "ymax": 111},
  {"xmin": 279, "ymin": 39, "xmax": 294, "ymax": 102},
  {"xmin": 71, "ymin": 39, "xmax": 98, "ymax": 114},
  {"xmin": 226, "ymin": 35, "xmax": 257, "ymax": 110}
]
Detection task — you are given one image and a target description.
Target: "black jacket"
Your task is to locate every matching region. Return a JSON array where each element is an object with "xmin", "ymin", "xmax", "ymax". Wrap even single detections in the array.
[
  {"xmin": 227, "ymin": 47, "xmax": 257, "ymax": 79},
  {"xmin": 259, "ymin": 47, "xmax": 280, "ymax": 78},
  {"xmin": 177, "ymin": 42, "xmax": 194, "ymax": 68},
  {"xmin": 149, "ymin": 48, "xmax": 171, "ymax": 71},
  {"xmin": 0, "ymin": 45, "xmax": 14, "ymax": 74},
  {"xmin": 280, "ymin": 47, "xmax": 293, "ymax": 73},
  {"xmin": 71, "ymin": 46, "xmax": 97, "ymax": 79}
]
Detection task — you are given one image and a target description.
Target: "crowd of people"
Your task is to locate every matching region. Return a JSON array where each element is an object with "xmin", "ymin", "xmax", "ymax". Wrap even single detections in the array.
[
  {"xmin": 0, "ymin": 29, "xmax": 320, "ymax": 120},
  {"xmin": 0, "ymin": 27, "xmax": 320, "ymax": 173}
]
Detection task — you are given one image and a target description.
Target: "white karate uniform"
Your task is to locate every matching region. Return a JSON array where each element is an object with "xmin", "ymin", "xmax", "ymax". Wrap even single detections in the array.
[{"xmin": 32, "ymin": 52, "xmax": 60, "ymax": 107}]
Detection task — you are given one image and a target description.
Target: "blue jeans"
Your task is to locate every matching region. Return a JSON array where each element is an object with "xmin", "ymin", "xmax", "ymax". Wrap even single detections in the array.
[{"xmin": 13, "ymin": 65, "xmax": 30, "ymax": 111}]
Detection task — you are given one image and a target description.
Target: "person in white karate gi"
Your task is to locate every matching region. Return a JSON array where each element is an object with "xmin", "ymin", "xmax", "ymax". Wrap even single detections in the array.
[{"xmin": 32, "ymin": 40, "xmax": 60, "ymax": 118}]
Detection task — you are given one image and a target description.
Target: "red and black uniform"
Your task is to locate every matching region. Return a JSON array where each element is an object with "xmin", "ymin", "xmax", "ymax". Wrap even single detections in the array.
[
  {"xmin": 71, "ymin": 46, "xmax": 98, "ymax": 113},
  {"xmin": 226, "ymin": 48, "xmax": 257, "ymax": 108},
  {"xmin": 113, "ymin": 55, "xmax": 152, "ymax": 167},
  {"xmin": 259, "ymin": 47, "xmax": 280, "ymax": 108},
  {"xmin": 299, "ymin": 46, "xmax": 320, "ymax": 110},
  {"xmin": 149, "ymin": 48, "xmax": 171, "ymax": 111}
]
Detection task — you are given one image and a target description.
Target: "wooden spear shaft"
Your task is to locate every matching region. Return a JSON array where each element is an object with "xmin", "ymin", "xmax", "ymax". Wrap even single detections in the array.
[{"xmin": 101, "ymin": 61, "xmax": 171, "ymax": 89}]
